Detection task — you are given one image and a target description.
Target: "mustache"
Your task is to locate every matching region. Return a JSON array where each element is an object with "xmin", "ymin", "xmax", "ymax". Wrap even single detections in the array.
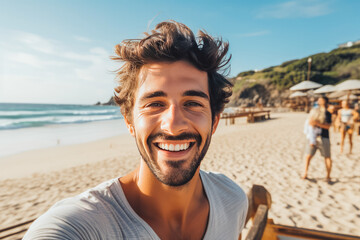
[{"xmin": 147, "ymin": 132, "xmax": 202, "ymax": 146}]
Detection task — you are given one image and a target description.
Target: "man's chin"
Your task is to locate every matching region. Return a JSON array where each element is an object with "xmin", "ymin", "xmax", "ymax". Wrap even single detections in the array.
[
  {"xmin": 163, "ymin": 159, "xmax": 187, "ymax": 168},
  {"xmin": 156, "ymin": 162, "xmax": 198, "ymax": 187},
  {"xmin": 157, "ymin": 174, "xmax": 194, "ymax": 187}
]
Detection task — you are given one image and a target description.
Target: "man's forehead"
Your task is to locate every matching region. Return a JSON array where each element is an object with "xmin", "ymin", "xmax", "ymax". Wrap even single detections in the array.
[
  {"xmin": 137, "ymin": 61, "xmax": 209, "ymax": 94},
  {"xmin": 140, "ymin": 61, "xmax": 207, "ymax": 78}
]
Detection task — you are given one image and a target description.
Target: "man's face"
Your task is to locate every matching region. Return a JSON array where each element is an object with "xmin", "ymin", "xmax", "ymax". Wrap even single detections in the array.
[{"xmin": 129, "ymin": 61, "xmax": 217, "ymax": 187}]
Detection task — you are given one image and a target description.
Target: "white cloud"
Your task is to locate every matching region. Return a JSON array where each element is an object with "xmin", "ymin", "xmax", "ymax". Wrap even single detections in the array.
[
  {"xmin": 0, "ymin": 73, "xmax": 110, "ymax": 104},
  {"xmin": 74, "ymin": 36, "xmax": 92, "ymax": 42},
  {"xmin": 238, "ymin": 30, "xmax": 270, "ymax": 38},
  {"xmin": 256, "ymin": 0, "xmax": 332, "ymax": 19},
  {"xmin": 90, "ymin": 47, "xmax": 108, "ymax": 56},
  {"xmin": 1, "ymin": 32, "xmax": 117, "ymax": 104},
  {"xmin": 8, "ymin": 52, "xmax": 67, "ymax": 68},
  {"xmin": 15, "ymin": 32, "xmax": 57, "ymax": 54},
  {"xmin": 73, "ymin": 48, "xmax": 116, "ymax": 83},
  {"xmin": 8, "ymin": 52, "xmax": 44, "ymax": 68},
  {"xmin": 62, "ymin": 48, "xmax": 108, "ymax": 63}
]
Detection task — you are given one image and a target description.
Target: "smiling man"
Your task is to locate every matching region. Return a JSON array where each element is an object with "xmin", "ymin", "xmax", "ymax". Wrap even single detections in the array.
[{"xmin": 24, "ymin": 21, "xmax": 248, "ymax": 240}]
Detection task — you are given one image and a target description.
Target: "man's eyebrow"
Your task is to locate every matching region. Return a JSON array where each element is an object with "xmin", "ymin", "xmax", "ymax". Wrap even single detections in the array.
[
  {"xmin": 140, "ymin": 91, "xmax": 167, "ymax": 101},
  {"xmin": 183, "ymin": 90, "xmax": 209, "ymax": 100}
]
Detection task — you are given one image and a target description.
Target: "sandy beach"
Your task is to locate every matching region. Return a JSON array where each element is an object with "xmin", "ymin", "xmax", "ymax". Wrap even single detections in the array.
[{"xmin": 1, "ymin": 112, "xmax": 359, "ymax": 237}]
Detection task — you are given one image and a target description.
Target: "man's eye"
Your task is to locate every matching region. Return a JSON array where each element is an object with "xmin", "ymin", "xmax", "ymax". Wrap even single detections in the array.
[
  {"xmin": 185, "ymin": 101, "xmax": 203, "ymax": 107},
  {"xmin": 146, "ymin": 102, "xmax": 164, "ymax": 108}
]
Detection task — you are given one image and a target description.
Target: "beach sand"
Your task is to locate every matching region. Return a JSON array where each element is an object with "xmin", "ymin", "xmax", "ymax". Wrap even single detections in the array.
[{"xmin": 1, "ymin": 112, "xmax": 359, "ymax": 237}]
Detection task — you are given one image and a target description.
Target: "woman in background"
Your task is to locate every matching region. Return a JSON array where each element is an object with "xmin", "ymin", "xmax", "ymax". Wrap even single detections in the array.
[{"xmin": 337, "ymin": 100, "xmax": 359, "ymax": 154}]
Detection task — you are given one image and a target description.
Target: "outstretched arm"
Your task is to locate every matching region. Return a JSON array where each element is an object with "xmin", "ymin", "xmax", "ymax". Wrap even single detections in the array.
[{"xmin": 309, "ymin": 119, "xmax": 331, "ymax": 130}]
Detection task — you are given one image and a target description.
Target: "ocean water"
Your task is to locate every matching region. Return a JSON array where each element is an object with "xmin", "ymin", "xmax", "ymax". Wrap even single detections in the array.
[{"xmin": 0, "ymin": 103, "xmax": 122, "ymax": 130}]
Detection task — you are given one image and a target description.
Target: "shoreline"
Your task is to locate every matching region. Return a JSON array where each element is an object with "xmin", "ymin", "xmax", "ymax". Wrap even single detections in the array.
[{"xmin": 0, "ymin": 119, "xmax": 128, "ymax": 158}]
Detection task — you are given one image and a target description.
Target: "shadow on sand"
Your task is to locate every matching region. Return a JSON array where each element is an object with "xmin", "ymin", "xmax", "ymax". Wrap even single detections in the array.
[{"xmin": 303, "ymin": 175, "xmax": 360, "ymax": 185}]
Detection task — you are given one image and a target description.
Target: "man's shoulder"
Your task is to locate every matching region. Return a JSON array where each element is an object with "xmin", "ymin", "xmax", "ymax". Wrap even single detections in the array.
[
  {"xmin": 200, "ymin": 171, "xmax": 248, "ymax": 238},
  {"xmin": 51, "ymin": 178, "xmax": 119, "ymax": 210},
  {"xmin": 23, "ymin": 178, "xmax": 122, "ymax": 239},
  {"xmin": 200, "ymin": 170, "xmax": 247, "ymax": 203}
]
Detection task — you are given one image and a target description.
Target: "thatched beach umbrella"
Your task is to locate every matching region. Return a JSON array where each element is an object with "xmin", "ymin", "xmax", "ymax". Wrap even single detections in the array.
[
  {"xmin": 328, "ymin": 91, "xmax": 346, "ymax": 99},
  {"xmin": 335, "ymin": 79, "xmax": 360, "ymax": 101},
  {"xmin": 339, "ymin": 94, "xmax": 358, "ymax": 101},
  {"xmin": 314, "ymin": 84, "xmax": 336, "ymax": 94},
  {"xmin": 289, "ymin": 81, "xmax": 322, "ymax": 112},
  {"xmin": 289, "ymin": 91, "xmax": 307, "ymax": 98},
  {"xmin": 289, "ymin": 81, "xmax": 323, "ymax": 91},
  {"xmin": 336, "ymin": 79, "xmax": 360, "ymax": 91}
]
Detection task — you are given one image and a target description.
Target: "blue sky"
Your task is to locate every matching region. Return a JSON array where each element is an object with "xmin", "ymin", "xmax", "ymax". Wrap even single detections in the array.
[{"xmin": 0, "ymin": 0, "xmax": 359, "ymax": 104}]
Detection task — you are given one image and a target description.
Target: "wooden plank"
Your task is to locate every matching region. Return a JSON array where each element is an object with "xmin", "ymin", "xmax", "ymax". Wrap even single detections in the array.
[
  {"xmin": 245, "ymin": 185, "xmax": 272, "ymax": 225},
  {"xmin": 0, "ymin": 228, "xmax": 27, "ymax": 240},
  {"xmin": 266, "ymin": 222, "xmax": 360, "ymax": 240},
  {"xmin": 0, "ymin": 218, "xmax": 35, "ymax": 240},
  {"xmin": 245, "ymin": 205, "xmax": 268, "ymax": 240},
  {"xmin": 245, "ymin": 186, "xmax": 254, "ymax": 224},
  {"xmin": 0, "ymin": 219, "xmax": 35, "ymax": 233},
  {"xmin": 252, "ymin": 185, "xmax": 272, "ymax": 211},
  {"xmin": 221, "ymin": 110, "xmax": 270, "ymax": 125}
]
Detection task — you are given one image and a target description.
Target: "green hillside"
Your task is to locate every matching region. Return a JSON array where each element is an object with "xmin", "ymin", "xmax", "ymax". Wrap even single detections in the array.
[{"xmin": 230, "ymin": 44, "xmax": 360, "ymax": 107}]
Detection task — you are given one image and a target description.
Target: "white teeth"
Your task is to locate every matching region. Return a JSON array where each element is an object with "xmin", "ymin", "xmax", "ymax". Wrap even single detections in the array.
[
  {"xmin": 160, "ymin": 143, "xmax": 168, "ymax": 150},
  {"xmin": 174, "ymin": 144, "xmax": 180, "ymax": 151},
  {"xmin": 157, "ymin": 142, "xmax": 191, "ymax": 151}
]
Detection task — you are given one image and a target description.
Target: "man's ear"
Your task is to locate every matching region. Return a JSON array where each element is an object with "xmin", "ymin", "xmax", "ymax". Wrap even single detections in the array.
[
  {"xmin": 212, "ymin": 114, "xmax": 220, "ymax": 135},
  {"xmin": 124, "ymin": 115, "xmax": 135, "ymax": 136}
]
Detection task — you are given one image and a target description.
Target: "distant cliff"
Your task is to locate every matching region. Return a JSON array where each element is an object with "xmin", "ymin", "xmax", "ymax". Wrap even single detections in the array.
[
  {"xmin": 95, "ymin": 96, "xmax": 117, "ymax": 106},
  {"xmin": 229, "ymin": 43, "xmax": 360, "ymax": 107}
]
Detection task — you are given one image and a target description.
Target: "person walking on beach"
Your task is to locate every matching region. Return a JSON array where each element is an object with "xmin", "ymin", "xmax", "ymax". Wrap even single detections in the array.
[
  {"xmin": 302, "ymin": 96, "xmax": 333, "ymax": 182},
  {"xmin": 24, "ymin": 21, "xmax": 248, "ymax": 240},
  {"xmin": 337, "ymin": 100, "xmax": 359, "ymax": 154}
]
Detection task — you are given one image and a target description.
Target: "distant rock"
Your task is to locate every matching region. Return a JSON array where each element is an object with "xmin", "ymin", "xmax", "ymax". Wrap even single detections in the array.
[
  {"xmin": 94, "ymin": 96, "xmax": 117, "ymax": 106},
  {"xmin": 103, "ymin": 96, "xmax": 116, "ymax": 106}
]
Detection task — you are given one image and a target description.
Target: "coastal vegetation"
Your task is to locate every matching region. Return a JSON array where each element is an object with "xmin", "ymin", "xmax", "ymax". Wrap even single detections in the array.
[{"xmin": 230, "ymin": 44, "xmax": 360, "ymax": 107}]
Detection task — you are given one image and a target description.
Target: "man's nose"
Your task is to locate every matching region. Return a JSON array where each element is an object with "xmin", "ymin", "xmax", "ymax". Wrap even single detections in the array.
[{"xmin": 160, "ymin": 104, "xmax": 188, "ymax": 135}]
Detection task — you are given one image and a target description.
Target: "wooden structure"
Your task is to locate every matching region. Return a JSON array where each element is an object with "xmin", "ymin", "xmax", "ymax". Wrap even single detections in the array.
[
  {"xmin": 283, "ymin": 98, "xmax": 308, "ymax": 112},
  {"xmin": 221, "ymin": 110, "xmax": 271, "ymax": 125},
  {"xmin": 244, "ymin": 185, "xmax": 360, "ymax": 240},
  {"xmin": 0, "ymin": 218, "xmax": 35, "ymax": 240}
]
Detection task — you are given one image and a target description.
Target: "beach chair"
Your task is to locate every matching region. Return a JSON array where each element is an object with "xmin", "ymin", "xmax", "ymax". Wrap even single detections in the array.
[{"xmin": 243, "ymin": 185, "xmax": 360, "ymax": 240}]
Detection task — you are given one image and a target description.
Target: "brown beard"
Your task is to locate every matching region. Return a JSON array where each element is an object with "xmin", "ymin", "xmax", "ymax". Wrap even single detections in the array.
[{"xmin": 134, "ymin": 131, "xmax": 212, "ymax": 187}]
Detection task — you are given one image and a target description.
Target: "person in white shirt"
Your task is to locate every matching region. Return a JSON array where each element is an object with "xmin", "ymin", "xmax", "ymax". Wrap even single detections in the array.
[
  {"xmin": 24, "ymin": 20, "xmax": 248, "ymax": 240},
  {"xmin": 304, "ymin": 106, "xmax": 325, "ymax": 146}
]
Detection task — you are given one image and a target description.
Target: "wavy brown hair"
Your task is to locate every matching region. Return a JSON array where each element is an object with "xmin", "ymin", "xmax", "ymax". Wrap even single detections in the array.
[{"xmin": 112, "ymin": 20, "xmax": 232, "ymax": 123}]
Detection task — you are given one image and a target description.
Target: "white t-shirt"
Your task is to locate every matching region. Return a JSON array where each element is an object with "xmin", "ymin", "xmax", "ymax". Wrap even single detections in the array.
[{"xmin": 24, "ymin": 170, "xmax": 248, "ymax": 240}]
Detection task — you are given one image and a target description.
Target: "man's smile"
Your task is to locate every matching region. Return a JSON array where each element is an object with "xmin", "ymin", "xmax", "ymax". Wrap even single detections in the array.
[{"xmin": 154, "ymin": 141, "xmax": 196, "ymax": 152}]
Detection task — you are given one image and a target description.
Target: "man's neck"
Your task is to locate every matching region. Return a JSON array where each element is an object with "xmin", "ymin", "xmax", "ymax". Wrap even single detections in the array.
[{"xmin": 119, "ymin": 161, "xmax": 209, "ymax": 239}]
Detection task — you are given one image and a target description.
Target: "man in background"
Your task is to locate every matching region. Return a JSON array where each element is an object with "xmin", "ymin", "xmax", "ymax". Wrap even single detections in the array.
[{"xmin": 302, "ymin": 96, "xmax": 332, "ymax": 182}]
